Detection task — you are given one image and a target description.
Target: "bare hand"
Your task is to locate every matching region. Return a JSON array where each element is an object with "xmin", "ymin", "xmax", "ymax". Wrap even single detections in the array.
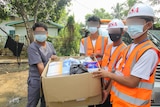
[
  {"xmin": 91, "ymin": 53, "xmax": 102, "ymax": 58},
  {"xmin": 101, "ymin": 90, "xmax": 110, "ymax": 104},
  {"xmin": 90, "ymin": 53, "xmax": 96, "ymax": 60},
  {"xmin": 51, "ymin": 55, "xmax": 58, "ymax": 60},
  {"xmin": 92, "ymin": 69, "xmax": 110, "ymax": 78}
]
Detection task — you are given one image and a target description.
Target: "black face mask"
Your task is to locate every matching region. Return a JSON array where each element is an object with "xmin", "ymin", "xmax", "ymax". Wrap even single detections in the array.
[{"xmin": 109, "ymin": 34, "xmax": 121, "ymax": 42}]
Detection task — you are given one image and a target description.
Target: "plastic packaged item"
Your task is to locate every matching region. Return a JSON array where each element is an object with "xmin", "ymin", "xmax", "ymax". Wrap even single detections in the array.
[
  {"xmin": 84, "ymin": 57, "xmax": 93, "ymax": 62},
  {"xmin": 83, "ymin": 61, "xmax": 99, "ymax": 72},
  {"xmin": 62, "ymin": 58, "xmax": 81, "ymax": 75},
  {"xmin": 69, "ymin": 58, "xmax": 80, "ymax": 64},
  {"xmin": 70, "ymin": 64, "xmax": 88, "ymax": 75},
  {"xmin": 62, "ymin": 59, "xmax": 71, "ymax": 75}
]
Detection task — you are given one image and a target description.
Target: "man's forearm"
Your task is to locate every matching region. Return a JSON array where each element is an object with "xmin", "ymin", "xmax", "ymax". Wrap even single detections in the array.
[
  {"xmin": 108, "ymin": 72, "xmax": 140, "ymax": 88},
  {"xmin": 37, "ymin": 63, "xmax": 45, "ymax": 75}
]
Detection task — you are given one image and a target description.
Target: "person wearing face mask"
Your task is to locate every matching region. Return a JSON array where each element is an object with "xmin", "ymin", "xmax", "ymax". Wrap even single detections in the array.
[
  {"xmin": 92, "ymin": 3, "xmax": 160, "ymax": 107},
  {"xmin": 80, "ymin": 15, "xmax": 108, "ymax": 66},
  {"xmin": 99, "ymin": 19, "xmax": 127, "ymax": 107},
  {"xmin": 27, "ymin": 22, "xmax": 57, "ymax": 107}
]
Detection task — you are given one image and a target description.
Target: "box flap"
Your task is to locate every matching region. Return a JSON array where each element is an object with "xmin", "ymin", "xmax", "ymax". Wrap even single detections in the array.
[{"xmin": 41, "ymin": 59, "xmax": 51, "ymax": 78}]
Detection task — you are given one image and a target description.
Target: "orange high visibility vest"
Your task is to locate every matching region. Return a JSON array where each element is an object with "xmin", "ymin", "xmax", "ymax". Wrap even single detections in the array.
[
  {"xmin": 81, "ymin": 35, "xmax": 108, "ymax": 65},
  {"xmin": 111, "ymin": 40, "xmax": 160, "ymax": 107},
  {"xmin": 101, "ymin": 42, "xmax": 126, "ymax": 72}
]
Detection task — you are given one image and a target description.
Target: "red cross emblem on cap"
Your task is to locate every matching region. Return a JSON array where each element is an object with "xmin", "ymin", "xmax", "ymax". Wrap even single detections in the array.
[
  {"xmin": 129, "ymin": 7, "xmax": 139, "ymax": 14},
  {"xmin": 108, "ymin": 22, "xmax": 117, "ymax": 27}
]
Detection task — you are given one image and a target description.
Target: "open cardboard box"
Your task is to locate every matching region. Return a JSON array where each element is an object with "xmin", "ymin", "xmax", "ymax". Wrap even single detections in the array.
[{"xmin": 41, "ymin": 58, "xmax": 102, "ymax": 107}]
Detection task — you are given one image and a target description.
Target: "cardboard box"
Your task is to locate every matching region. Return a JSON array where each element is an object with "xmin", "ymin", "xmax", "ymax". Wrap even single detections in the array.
[{"xmin": 41, "ymin": 59, "xmax": 102, "ymax": 107}]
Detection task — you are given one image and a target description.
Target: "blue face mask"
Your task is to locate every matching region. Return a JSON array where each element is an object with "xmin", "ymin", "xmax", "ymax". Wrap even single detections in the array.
[
  {"xmin": 127, "ymin": 25, "xmax": 144, "ymax": 39},
  {"xmin": 88, "ymin": 27, "xmax": 98, "ymax": 34},
  {"xmin": 34, "ymin": 34, "xmax": 47, "ymax": 42}
]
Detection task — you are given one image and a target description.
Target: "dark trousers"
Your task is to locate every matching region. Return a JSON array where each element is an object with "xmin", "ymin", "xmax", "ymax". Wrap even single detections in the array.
[
  {"xmin": 88, "ymin": 94, "xmax": 112, "ymax": 107},
  {"xmin": 27, "ymin": 78, "xmax": 46, "ymax": 107}
]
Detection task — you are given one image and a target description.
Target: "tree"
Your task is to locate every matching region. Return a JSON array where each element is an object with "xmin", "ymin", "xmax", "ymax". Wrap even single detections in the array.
[
  {"xmin": 111, "ymin": 3, "xmax": 125, "ymax": 19},
  {"xmin": 149, "ymin": 0, "xmax": 160, "ymax": 5},
  {"xmin": 53, "ymin": 16, "xmax": 81, "ymax": 56},
  {"xmin": 0, "ymin": 1, "xmax": 9, "ymax": 22},
  {"xmin": 122, "ymin": 32, "xmax": 133, "ymax": 45},
  {"xmin": 148, "ymin": 0, "xmax": 160, "ymax": 26},
  {"xmin": 122, "ymin": 0, "xmax": 138, "ymax": 17},
  {"xmin": 0, "ymin": 0, "xmax": 71, "ymax": 44},
  {"xmin": 0, "ymin": 1, "xmax": 10, "ymax": 35},
  {"xmin": 85, "ymin": 8, "xmax": 112, "ymax": 21},
  {"xmin": 119, "ymin": 0, "xmax": 138, "ymax": 45}
]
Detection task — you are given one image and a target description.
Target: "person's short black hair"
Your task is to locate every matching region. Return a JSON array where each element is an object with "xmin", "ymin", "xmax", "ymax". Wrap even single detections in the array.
[
  {"xmin": 87, "ymin": 15, "xmax": 101, "ymax": 23},
  {"xmin": 32, "ymin": 22, "xmax": 48, "ymax": 31}
]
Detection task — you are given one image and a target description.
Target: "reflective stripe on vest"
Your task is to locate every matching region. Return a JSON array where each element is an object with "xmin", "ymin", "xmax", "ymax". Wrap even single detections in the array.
[
  {"xmin": 112, "ymin": 86, "xmax": 150, "ymax": 106},
  {"xmin": 138, "ymin": 82, "xmax": 153, "ymax": 90},
  {"xmin": 101, "ymin": 36, "xmax": 105, "ymax": 55},
  {"xmin": 102, "ymin": 44, "xmax": 112, "ymax": 67},
  {"xmin": 102, "ymin": 43, "xmax": 126, "ymax": 71},
  {"xmin": 119, "ymin": 41, "xmax": 153, "ymax": 71},
  {"xmin": 84, "ymin": 37, "xmax": 87, "ymax": 54},
  {"xmin": 111, "ymin": 41, "xmax": 158, "ymax": 106},
  {"xmin": 110, "ymin": 43, "xmax": 126, "ymax": 71}
]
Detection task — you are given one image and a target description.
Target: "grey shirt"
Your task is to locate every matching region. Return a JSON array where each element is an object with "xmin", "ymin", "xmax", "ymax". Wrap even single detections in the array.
[{"xmin": 27, "ymin": 41, "xmax": 56, "ymax": 78}]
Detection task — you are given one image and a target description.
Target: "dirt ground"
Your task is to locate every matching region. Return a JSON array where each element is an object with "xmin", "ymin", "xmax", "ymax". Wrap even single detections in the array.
[
  {"xmin": 0, "ymin": 63, "xmax": 29, "ymax": 107},
  {"xmin": 0, "ymin": 62, "xmax": 87, "ymax": 107}
]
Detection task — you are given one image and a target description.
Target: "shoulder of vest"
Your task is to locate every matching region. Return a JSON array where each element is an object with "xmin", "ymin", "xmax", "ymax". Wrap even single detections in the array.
[
  {"xmin": 101, "ymin": 36, "xmax": 108, "ymax": 44},
  {"xmin": 106, "ymin": 43, "xmax": 113, "ymax": 49},
  {"xmin": 101, "ymin": 36, "xmax": 108, "ymax": 39},
  {"xmin": 126, "ymin": 44, "xmax": 132, "ymax": 51},
  {"xmin": 81, "ymin": 38, "xmax": 84, "ymax": 43},
  {"xmin": 122, "ymin": 44, "xmax": 131, "ymax": 58},
  {"xmin": 81, "ymin": 37, "xmax": 88, "ymax": 44},
  {"xmin": 136, "ymin": 42, "xmax": 156, "ymax": 61},
  {"xmin": 121, "ymin": 42, "xmax": 127, "ymax": 47}
]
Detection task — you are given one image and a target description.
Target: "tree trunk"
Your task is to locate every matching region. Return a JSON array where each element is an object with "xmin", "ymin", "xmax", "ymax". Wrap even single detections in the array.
[
  {"xmin": 20, "ymin": 8, "xmax": 34, "ymax": 44},
  {"xmin": 33, "ymin": 0, "xmax": 41, "ymax": 23},
  {"xmin": 26, "ymin": 27, "xmax": 34, "ymax": 44}
]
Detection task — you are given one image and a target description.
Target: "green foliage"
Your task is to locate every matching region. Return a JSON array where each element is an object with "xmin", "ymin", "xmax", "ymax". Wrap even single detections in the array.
[
  {"xmin": 37, "ymin": 0, "xmax": 71, "ymax": 23},
  {"xmin": 122, "ymin": 32, "xmax": 132, "ymax": 45},
  {"xmin": 0, "ymin": 0, "xmax": 71, "ymax": 43},
  {"xmin": 122, "ymin": 0, "xmax": 143, "ymax": 17},
  {"xmin": 155, "ymin": 23, "xmax": 160, "ymax": 28},
  {"xmin": 154, "ymin": 19, "xmax": 160, "ymax": 29},
  {"xmin": 0, "ymin": 3, "xmax": 9, "ymax": 21},
  {"xmin": 50, "ymin": 16, "xmax": 81, "ymax": 56},
  {"xmin": 47, "ymin": 35, "xmax": 55, "ymax": 43},
  {"xmin": 85, "ymin": 8, "xmax": 112, "ymax": 21},
  {"xmin": 111, "ymin": 3, "xmax": 125, "ymax": 19},
  {"xmin": 148, "ymin": 0, "xmax": 160, "ymax": 5},
  {"xmin": 0, "ymin": 0, "xmax": 71, "ymax": 22}
]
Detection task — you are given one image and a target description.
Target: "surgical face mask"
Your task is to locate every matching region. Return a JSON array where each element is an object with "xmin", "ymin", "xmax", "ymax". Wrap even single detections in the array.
[
  {"xmin": 34, "ymin": 34, "xmax": 47, "ymax": 42},
  {"xmin": 88, "ymin": 27, "xmax": 98, "ymax": 34},
  {"xmin": 109, "ymin": 34, "xmax": 121, "ymax": 42},
  {"xmin": 127, "ymin": 25, "xmax": 144, "ymax": 39}
]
